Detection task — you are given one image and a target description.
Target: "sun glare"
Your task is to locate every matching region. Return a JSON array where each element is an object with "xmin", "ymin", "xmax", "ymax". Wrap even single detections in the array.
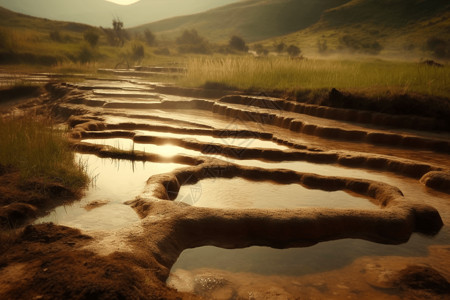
[{"xmin": 105, "ymin": 0, "xmax": 141, "ymax": 5}]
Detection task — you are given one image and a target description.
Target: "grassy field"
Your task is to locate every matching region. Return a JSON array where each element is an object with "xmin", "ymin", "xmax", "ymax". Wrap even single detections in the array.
[
  {"xmin": 0, "ymin": 114, "xmax": 88, "ymax": 190},
  {"xmin": 180, "ymin": 56, "xmax": 449, "ymax": 97},
  {"xmin": 0, "ymin": 5, "xmax": 448, "ymax": 100}
]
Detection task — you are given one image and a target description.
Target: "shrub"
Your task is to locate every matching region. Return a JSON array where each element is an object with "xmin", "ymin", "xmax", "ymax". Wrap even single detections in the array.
[
  {"xmin": 176, "ymin": 29, "xmax": 203, "ymax": 45},
  {"xmin": 131, "ymin": 42, "xmax": 145, "ymax": 63},
  {"xmin": 176, "ymin": 29, "xmax": 210, "ymax": 54},
  {"xmin": 229, "ymin": 35, "xmax": 248, "ymax": 52},
  {"xmin": 78, "ymin": 44, "xmax": 94, "ymax": 64},
  {"xmin": 274, "ymin": 42, "xmax": 286, "ymax": 54},
  {"xmin": 83, "ymin": 30, "xmax": 99, "ymax": 48},
  {"xmin": 287, "ymin": 45, "xmax": 301, "ymax": 57},
  {"xmin": 144, "ymin": 29, "xmax": 156, "ymax": 46},
  {"xmin": 49, "ymin": 30, "xmax": 62, "ymax": 42}
]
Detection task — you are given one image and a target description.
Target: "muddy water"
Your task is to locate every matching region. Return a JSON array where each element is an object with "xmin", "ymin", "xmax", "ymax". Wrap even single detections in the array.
[
  {"xmin": 35, "ymin": 154, "xmax": 185, "ymax": 231},
  {"xmin": 167, "ymin": 230, "xmax": 450, "ymax": 298},
  {"xmin": 169, "ymin": 226, "xmax": 450, "ymax": 277},
  {"xmin": 175, "ymin": 178, "xmax": 378, "ymax": 209}
]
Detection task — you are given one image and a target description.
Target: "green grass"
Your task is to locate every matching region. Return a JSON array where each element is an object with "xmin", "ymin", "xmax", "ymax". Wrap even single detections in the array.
[
  {"xmin": 180, "ymin": 56, "xmax": 449, "ymax": 97},
  {"xmin": 0, "ymin": 114, "xmax": 88, "ymax": 190}
]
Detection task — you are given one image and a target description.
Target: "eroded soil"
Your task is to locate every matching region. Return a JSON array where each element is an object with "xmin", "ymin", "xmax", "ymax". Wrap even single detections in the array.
[{"xmin": 1, "ymin": 71, "xmax": 449, "ymax": 299}]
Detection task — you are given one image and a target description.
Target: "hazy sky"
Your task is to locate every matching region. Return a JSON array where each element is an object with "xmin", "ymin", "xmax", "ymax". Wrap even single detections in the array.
[
  {"xmin": 0, "ymin": 0, "xmax": 240, "ymax": 27},
  {"xmin": 106, "ymin": 0, "xmax": 140, "ymax": 5}
]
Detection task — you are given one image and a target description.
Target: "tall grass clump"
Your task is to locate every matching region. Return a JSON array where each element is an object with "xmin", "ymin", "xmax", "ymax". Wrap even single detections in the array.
[
  {"xmin": 182, "ymin": 56, "xmax": 449, "ymax": 97},
  {"xmin": 0, "ymin": 114, "xmax": 88, "ymax": 190}
]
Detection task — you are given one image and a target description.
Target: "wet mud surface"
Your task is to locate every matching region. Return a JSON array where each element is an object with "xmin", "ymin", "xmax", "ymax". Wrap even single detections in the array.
[{"xmin": 1, "ymin": 72, "xmax": 449, "ymax": 299}]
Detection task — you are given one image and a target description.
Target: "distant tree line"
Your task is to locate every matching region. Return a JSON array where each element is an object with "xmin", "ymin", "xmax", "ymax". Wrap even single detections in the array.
[{"xmin": 252, "ymin": 41, "xmax": 302, "ymax": 58}]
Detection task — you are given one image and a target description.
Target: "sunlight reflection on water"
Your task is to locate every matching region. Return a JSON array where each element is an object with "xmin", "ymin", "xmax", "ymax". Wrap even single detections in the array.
[{"xmin": 35, "ymin": 154, "xmax": 185, "ymax": 230}]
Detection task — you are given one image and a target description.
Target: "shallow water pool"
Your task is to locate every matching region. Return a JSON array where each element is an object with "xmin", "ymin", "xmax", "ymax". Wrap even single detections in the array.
[
  {"xmin": 82, "ymin": 138, "xmax": 202, "ymax": 157},
  {"xmin": 35, "ymin": 154, "xmax": 186, "ymax": 231},
  {"xmin": 175, "ymin": 177, "xmax": 378, "ymax": 210},
  {"xmin": 135, "ymin": 130, "xmax": 289, "ymax": 150}
]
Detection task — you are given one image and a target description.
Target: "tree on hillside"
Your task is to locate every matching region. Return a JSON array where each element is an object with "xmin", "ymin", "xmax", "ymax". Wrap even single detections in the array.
[
  {"xmin": 176, "ymin": 29, "xmax": 210, "ymax": 54},
  {"xmin": 113, "ymin": 18, "xmax": 127, "ymax": 46},
  {"xmin": 176, "ymin": 29, "xmax": 204, "ymax": 45},
  {"xmin": 229, "ymin": 35, "xmax": 248, "ymax": 52},
  {"xmin": 274, "ymin": 42, "xmax": 286, "ymax": 54},
  {"xmin": 287, "ymin": 44, "xmax": 301, "ymax": 57},
  {"xmin": 102, "ymin": 18, "xmax": 129, "ymax": 47}
]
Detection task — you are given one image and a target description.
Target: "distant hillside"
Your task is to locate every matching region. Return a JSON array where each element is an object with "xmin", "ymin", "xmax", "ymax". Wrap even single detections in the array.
[
  {"xmin": 133, "ymin": 0, "xmax": 350, "ymax": 42},
  {"xmin": 317, "ymin": 0, "xmax": 448, "ymax": 28},
  {"xmin": 0, "ymin": 6, "xmax": 92, "ymax": 32},
  {"xmin": 0, "ymin": 7, "xmax": 97, "ymax": 66},
  {"xmin": 261, "ymin": 0, "xmax": 450, "ymax": 57},
  {"xmin": 0, "ymin": 0, "xmax": 238, "ymax": 27}
]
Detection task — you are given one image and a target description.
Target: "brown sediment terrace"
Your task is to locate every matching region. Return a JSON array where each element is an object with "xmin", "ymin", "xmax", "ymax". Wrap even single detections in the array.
[
  {"xmin": 1, "ymin": 72, "xmax": 449, "ymax": 299},
  {"xmin": 55, "ymin": 79, "xmax": 446, "ymax": 264}
]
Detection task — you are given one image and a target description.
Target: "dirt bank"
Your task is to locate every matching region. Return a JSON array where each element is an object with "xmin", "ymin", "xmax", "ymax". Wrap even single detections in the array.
[
  {"xmin": 0, "ymin": 223, "xmax": 188, "ymax": 300},
  {"xmin": 0, "ymin": 166, "xmax": 79, "ymax": 229},
  {"xmin": 1, "ymin": 76, "xmax": 449, "ymax": 299}
]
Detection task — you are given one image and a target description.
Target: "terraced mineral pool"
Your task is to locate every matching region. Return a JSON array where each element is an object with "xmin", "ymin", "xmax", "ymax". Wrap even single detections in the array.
[
  {"xmin": 230, "ymin": 159, "xmax": 450, "ymax": 220},
  {"xmin": 175, "ymin": 178, "xmax": 378, "ymax": 209},
  {"xmin": 71, "ymin": 80, "xmax": 148, "ymax": 90},
  {"xmin": 168, "ymin": 161, "xmax": 450, "ymax": 298},
  {"xmin": 35, "ymin": 154, "xmax": 185, "ymax": 231},
  {"xmin": 135, "ymin": 130, "xmax": 289, "ymax": 150},
  {"xmin": 92, "ymin": 89, "xmax": 161, "ymax": 99},
  {"xmin": 167, "ymin": 226, "xmax": 450, "ymax": 296},
  {"xmin": 82, "ymin": 138, "xmax": 202, "ymax": 157}
]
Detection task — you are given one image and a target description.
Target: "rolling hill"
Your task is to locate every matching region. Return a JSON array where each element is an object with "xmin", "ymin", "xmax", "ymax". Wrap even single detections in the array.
[
  {"xmin": 0, "ymin": 6, "xmax": 92, "ymax": 32},
  {"xmin": 0, "ymin": 6, "xmax": 97, "ymax": 66},
  {"xmin": 133, "ymin": 0, "xmax": 350, "ymax": 42},
  {"xmin": 0, "ymin": 0, "xmax": 239, "ymax": 27},
  {"xmin": 263, "ymin": 0, "xmax": 450, "ymax": 56},
  {"xmin": 132, "ymin": 0, "xmax": 449, "ymax": 59},
  {"xmin": 0, "ymin": 0, "xmax": 448, "ymax": 61}
]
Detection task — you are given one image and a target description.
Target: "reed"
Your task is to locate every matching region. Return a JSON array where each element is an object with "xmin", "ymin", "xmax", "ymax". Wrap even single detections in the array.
[
  {"xmin": 0, "ymin": 114, "xmax": 88, "ymax": 190},
  {"xmin": 181, "ymin": 56, "xmax": 449, "ymax": 97}
]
